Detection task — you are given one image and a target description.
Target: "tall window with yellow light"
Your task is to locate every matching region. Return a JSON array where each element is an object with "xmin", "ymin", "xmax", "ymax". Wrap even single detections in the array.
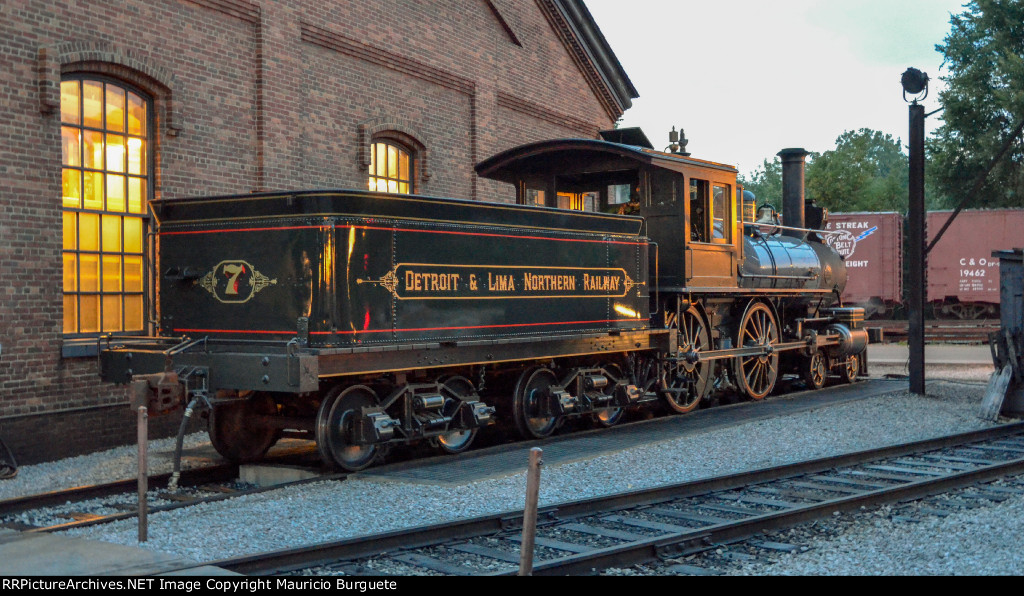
[
  {"xmin": 368, "ymin": 140, "xmax": 412, "ymax": 194},
  {"xmin": 60, "ymin": 77, "xmax": 150, "ymax": 335}
]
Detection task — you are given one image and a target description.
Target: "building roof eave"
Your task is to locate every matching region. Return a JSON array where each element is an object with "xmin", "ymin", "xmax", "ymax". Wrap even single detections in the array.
[{"xmin": 541, "ymin": 0, "xmax": 639, "ymax": 120}]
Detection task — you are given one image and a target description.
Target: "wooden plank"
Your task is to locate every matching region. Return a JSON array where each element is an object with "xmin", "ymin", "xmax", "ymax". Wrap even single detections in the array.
[
  {"xmin": 980, "ymin": 365, "xmax": 1012, "ymax": 422},
  {"xmin": 449, "ymin": 543, "xmax": 521, "ymax": 565},
  {"xmin": 601, "ymin": 514, "xmax": 692, "ymax": 534},
  {"xmin": 511, "ymin": 535, "xmax": 591, "ymax": 554},
  {"xmin": 391, "ymin": 552, "xmax": 481, "ymax": 576},
  {"xmin": 808, "ymin": 474, "xmax": 890, "ymax": 490},
  {"xmin": 645, "ymin": 507, "xmax": 732, "ymax": 526},
  {"xmin": 559, "ymin": 522, "xmax": 648, "ymax": 541}
]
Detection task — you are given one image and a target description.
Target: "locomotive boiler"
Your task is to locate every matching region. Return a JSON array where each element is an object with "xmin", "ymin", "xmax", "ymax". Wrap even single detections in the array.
[{"xmin": 100, "ymin": 134, "xmax": 867, "ymax": 471}]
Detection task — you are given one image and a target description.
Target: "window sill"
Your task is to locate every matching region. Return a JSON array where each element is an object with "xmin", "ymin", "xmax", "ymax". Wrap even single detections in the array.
[{"xmin": 61, "ymin": 338, "xmax": 100, "ymax": 359}]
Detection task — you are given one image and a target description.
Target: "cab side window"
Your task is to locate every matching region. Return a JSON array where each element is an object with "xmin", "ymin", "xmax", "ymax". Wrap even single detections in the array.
[
  {"xmin": 712, "ymin": 184, "xmax": 731, "ymax": 242},
  {"xmin": 690, "ymin": 178, "xmax": 709, "ymax": 242},
  {"xmin": 650, "ymin": 170, "xmax": 680, "ymax": 207}
]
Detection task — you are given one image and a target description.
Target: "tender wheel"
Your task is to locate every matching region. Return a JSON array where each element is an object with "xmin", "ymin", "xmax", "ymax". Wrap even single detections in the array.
[
  {"xmin": 316, "ymin": 385, "xmax": 381, "ymax": 471},
  {"xmin": 593, "ymin": 364, "xmax": 626, "ymax": 427},
  {"xmin": 208, "ymin": 392, "xmax": 279, "ymax": 463},
  {"xmin": 802, "ymin": 349, "xmax": 828, "ymax": 390},
  {"xmin": 838, "ymin": 354, "xmax": 860, "ymax": 384},
  {"xmin": 435, "ymin": 376, "xmax": 479, "ymax": 454},
  {"xmin": 513, "ymin": 366, "xmax": 559, "ymax": 439},
  {"xmin": 734, "ymin": 301, "xmax": 780, "ymax": 400},
  {"xmin": 661, "ymin": 305, "xmax": 712, "ymax": 413}
]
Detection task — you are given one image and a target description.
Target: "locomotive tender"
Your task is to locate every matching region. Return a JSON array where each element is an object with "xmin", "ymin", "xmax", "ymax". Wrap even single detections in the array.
[{"xmin": 100, "ymin": 135, "xmax": 867, "ymax": 470}]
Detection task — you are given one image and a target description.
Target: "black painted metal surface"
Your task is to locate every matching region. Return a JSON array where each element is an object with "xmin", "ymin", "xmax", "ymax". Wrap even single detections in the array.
[{"xmin": 154, "ymin": 190, "xmax": 649, "ymax": 347}]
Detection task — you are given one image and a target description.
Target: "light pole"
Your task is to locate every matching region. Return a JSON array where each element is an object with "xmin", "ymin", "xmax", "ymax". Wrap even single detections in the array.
[{"xmin": 902, "ymin": 67, "xmax": 929, "ymax": 396}]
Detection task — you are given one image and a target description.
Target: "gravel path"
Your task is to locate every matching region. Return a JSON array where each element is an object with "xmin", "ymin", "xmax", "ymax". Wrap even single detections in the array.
[
  {"xmin": 3, "ymin": 363, "xmax": 1017, "ymax": 574},
  {"xmin": 0, "ymin": 432, "xmax": 211, "ymax": 502}
]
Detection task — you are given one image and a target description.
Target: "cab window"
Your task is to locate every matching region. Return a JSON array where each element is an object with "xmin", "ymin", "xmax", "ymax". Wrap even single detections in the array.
[
  {"xmin": 557, "ymin": 192, "xmax": 597, "ymax": 211},
  {"xmin": 712, "ymin": 184, "xmax": 731, "ymax": 242},
  {"xmin": 689, "ymin": 179, "xmax": 709, "ymax": 242}
]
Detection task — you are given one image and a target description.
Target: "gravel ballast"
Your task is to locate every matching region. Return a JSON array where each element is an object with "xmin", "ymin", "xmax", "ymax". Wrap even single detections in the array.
[{"xmin": 2, "ymin": 363, "xmax": 1017, "ymax": 574}]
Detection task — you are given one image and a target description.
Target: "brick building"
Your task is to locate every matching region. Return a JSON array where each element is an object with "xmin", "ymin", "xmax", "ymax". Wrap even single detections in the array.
[{"xmin": 0, "ymin": 0, "xmax": 636, "ymax": 463}]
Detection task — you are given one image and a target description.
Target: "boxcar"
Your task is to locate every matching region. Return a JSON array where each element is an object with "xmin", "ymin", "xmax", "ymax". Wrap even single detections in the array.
[
  {"xmin": 928, "ymin": 209, "xmax": 1024, "ymax": 319},
  {"xmin": 824, "ymin": 212, "xmax": 903, "ymax": 319}
]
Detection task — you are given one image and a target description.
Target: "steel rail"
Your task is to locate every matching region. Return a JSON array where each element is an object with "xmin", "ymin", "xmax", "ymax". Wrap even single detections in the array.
[
  {"xmin": 0, "ymin": 464, "xmax": 238, "ymax": 518},
  {"xmin": 202, "ymin": 421, "xmax": 1024, "ymax": 576},
  {"xmin": 516, "ymin": 448, "xmax": 1024, "ymax": 575}
]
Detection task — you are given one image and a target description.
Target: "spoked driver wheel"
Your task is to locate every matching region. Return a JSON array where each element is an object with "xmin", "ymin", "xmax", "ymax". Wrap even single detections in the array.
[
  {"xmin": 661, "ymin": 305, "xmax": 711, "ymax": 413},
  {"xmin": 435, "ymin": 376, "xmax": 479, "ymax": 454},
  {"xmin": 838, "ymin": 354, "xmax": 860, "ymax": 384},
  {"xmin": 733, "ymin": 301, "xmax": 780, "ymax": 400},
  {"xmin": 208, "ymin": 392, "xmax": 279, "ymax": 463},
  {"xmin": 316, "ymin": 385, "xmax": 381, "ymax": 471},
  {"xmin": 512, "ymin": 366, "xmax": 560, "ymax": 439},
  {"xmin": 802, "ymin": 349, "xmax": 828, "ymax": 390}
]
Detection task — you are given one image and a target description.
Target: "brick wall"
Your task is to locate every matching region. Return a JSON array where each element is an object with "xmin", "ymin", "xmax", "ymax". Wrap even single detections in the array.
[{"xmin": 0, "ymin": 0, "xmax": 621, "ymax": 464}]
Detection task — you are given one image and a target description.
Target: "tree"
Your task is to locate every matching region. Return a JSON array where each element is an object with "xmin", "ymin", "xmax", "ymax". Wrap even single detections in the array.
[
  {"xmin": 738, "ymin": 158, "xmax": 783, "ymax": 210},
  {"xmin": 805, "ymin": 129, "xmax": 908, "ymax": 213},
  {"xmin": 929, "ymin": 0, "xmax": 1024, "ymax": 209}
]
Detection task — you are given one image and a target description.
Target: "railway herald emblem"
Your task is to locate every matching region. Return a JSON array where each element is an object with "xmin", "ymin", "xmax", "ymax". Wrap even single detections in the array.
[
  {"xmin": 199, "ymin": 260, "xmax": 278, "ymax": 304},
  {"xmin": 359, "ymin": 264, "xmax": 641, "ymax": 300},
  {"xmin": 825, "ymin": 224, "xmax": 877, "ymax": 264}
]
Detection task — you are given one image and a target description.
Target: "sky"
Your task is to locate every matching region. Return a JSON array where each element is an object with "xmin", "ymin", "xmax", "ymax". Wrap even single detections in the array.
[{"xmin": 585, "ymin": 0, "xmax": 970, "ymax": 178}]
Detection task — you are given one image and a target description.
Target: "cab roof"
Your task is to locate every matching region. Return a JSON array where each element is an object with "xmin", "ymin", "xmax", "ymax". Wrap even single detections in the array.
[{"xmin": 475, "ymin": 138, "xmax": 738, "ymax": 184}]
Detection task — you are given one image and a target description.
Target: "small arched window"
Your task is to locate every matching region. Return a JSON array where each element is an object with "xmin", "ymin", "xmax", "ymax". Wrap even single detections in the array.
[
  {"xmin": 368, "ymin": 139, "xmax": 413, "ymax": 194},
  {"xmin": 60, "ymin": 76, "xmax": 151, "ymax": 335}
]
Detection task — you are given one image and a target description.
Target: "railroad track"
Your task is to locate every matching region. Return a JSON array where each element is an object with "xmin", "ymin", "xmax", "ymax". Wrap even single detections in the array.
[
  {"xmin": 0, "ymin": 460, "xmax": 342, "ymax": 534},
  {"xmin": 872, "ymin": 319, "xmax": 999, "ymax": 344},
  {"xmin": 196, "ymin": 422, "xmax": 1024, "ymax": 576}
]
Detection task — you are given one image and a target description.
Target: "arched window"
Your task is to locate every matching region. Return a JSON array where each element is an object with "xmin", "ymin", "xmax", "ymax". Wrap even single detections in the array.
[
  {"xmin": 368, "ymin": 139, "xmax": 413, "ymax": 194},
  {"xmin": 60, "ymin": 76, "xmax": 151, "ymax": 335}
]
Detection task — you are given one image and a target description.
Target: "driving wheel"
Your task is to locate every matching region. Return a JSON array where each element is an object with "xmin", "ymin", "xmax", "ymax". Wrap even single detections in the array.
[{"xmin": 734, "ymin": 301, "xmax": 779, "ymax": 400}]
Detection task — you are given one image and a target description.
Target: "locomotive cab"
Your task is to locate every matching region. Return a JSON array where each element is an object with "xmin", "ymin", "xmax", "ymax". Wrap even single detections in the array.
[{"xmin": 475, "ymin": 136, "xmax": 743, "ymax": 292}]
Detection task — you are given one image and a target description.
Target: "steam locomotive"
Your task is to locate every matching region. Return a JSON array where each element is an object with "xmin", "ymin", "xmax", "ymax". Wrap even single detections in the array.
[{"xmin": 100, "ymin": 133, "xmax": 867, "ymax": 470}]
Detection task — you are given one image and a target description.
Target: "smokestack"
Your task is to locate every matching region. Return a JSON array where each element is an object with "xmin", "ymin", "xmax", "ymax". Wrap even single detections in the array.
[{"xmin": 778, "ymin": 148, "xmax": 810, "ymax": 236}]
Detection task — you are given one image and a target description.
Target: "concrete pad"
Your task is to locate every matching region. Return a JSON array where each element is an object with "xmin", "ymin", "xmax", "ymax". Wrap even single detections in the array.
[
  {"xmin": 870, "ymin": 344, "xmax": 992, "ymax": 365},
  {"xmin": 239, "ymin": 463, "xmax": 319, "ymax": 487},
  {"xmin": 0, "ymin": 532, "xmax": 205, "ymax": 576}
]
